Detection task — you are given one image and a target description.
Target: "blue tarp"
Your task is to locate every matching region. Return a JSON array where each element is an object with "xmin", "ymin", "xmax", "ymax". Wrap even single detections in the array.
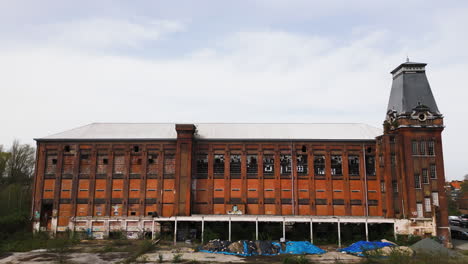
[
  {"xmin": 338, "ymin": 241, "xmax": 395, "ymax": 256},
  {"xmin": 273, "ymin": 241, "xmax": 327, "ymax": 255}
]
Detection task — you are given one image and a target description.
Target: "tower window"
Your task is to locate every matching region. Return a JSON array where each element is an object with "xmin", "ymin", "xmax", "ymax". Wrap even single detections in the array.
[
  {"xmin": 392, "ymin": 180, "xmax": 398, "ymax": 193},
  {"xmin": 412, "ymin": 141, "xmax": 418, "ymax": 155},
  {"xmin": 391, "ymin": 154, "xmax": 396, "ymax": 166},
  {"xmin": 133, "ymin": 146, "xmax": 140, "ymax": 152},
  {"xmin": 430, "ymin": 164, "xmax": 437, "ymax": 179},
  {"xmin": 420, "ymin": 141, "xmax": 426, "ymax": 155},
  {"xmin": 428, "ymin": 141, "xmax": 435, "ymax": 156},
  {"xmin": 414, "ymin": 174, "xmax": 421, "ymax": 189},
  {"xmin": 422, "ymin": 169, "xmax": 429, "ymax": 184},
  {"xmin": 425, "ymin": 198, "xmax": 432, "ymax": 212},
  {"xmin": 432, "ymin": 192, "xmax": 439, "ymax": 206},
  {"xmin": 64, "ymin": 145, "xmax": 71, "ymax": 152}
]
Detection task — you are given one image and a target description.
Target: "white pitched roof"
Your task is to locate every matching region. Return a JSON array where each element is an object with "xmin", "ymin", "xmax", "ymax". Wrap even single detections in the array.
[{"xmin": 38, "ymin": 123, "xmax": 382, "ymax": 141}]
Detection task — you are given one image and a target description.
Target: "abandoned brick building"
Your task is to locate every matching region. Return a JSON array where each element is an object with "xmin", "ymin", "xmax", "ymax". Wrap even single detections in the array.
[{"xmin": 31, "ymin": 61, "xmax": 450, "ymax": 245}]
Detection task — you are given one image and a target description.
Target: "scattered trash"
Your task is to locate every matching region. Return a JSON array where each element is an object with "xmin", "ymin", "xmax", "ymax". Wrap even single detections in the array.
[
  {"xmin": 410, "ymin": 238, "xmax": 459, "ymax": 257},
  {"xmin": 338, "ymin": 241, "xmax": 395, "ymax": 256},
  {"xmin": 200, "ymin": 239, "xmax": 325, "ymax": 256}
]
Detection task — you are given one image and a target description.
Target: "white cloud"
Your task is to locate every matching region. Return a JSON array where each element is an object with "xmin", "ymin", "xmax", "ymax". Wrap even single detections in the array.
[{"xmin": 38, "ymin": 18, "xmax": 185, "ymax": 50}]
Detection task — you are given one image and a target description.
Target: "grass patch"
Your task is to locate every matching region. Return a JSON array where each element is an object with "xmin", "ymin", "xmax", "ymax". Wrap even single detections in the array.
[{"xmin": 282, "ymin": 255, "xmax": 309, "ymax": 264}]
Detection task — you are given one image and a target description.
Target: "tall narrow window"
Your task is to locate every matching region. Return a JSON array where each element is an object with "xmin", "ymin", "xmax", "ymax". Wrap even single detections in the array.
[
  {"xmin": 247, "ymin": 155, "xmax": 258, "ymax": 174},
  {"xmin": 331, "ymin": 155, "xmax": 342, "ymax": 176},
  {"xmin": 230, "ymin": 154, "xmax": 241, "ymax": 174},
  {"xmin": 196, "ymin": 154, "xmax": 208, "ymax": 174},
  {"xmin": 213, "ymin": 154, "xmax": 225, "ymax": 174},
  {"xmin": 348, "ymin": 155, "xmax": 360, "ymax": 176},
  {"xmin": 425, "ymin": 198, "xmax": 432, "ymax": 212},
  {"xmin": 412, "ymin": 141, "xmax": 418, "ymax": 155},
  {"xmin": 391, "ymin": 154, "xmax": 396, "ymax": 167},
  {"xmin": 430, "ymin": 164, "xmax": 437, "ymax": 179},
  {"xmin": 420, "ymin": 141, "xmax": 426, "ymax": 155},
  {"xmin": 428, "ymin": 141, "xmax": 435, "ymax": 156},
  {"xmin": 432, "ymin": 192, "xmax": 439, "ymax": 206},
  {"xmin": 365, "ymin": 155, "xmax": 376, "ymax": 176},
  {"xmin": 296, "ymin": 154, "xmax": 308, "ymax": 175},
  {"xmin": 392, "ymin": 180, "xmax": 398, "ymax": 193},
  {"xmin": 263, "ymin": 155, "xmax": 274, "ymax": 175},
  {"xmin": 416, "ymin": 203, "xmax": 423, "ymax": 218},
  {"xmin": 314, "ymin": 155, "xmax": 325, "ymax": 175},
  {"xmin": 280, "ymin": 154, "xmax": 291, "ymax": 175},
  {"xmin": 422, "ymin": 169, "xmax": 429, "ymax": 184},
  {"xmin": 414, "ymin": 174, "xmax": 421, "ymax": 189},
  {"xmin": 380, "ymin": 181, "xmax": 386, "ymax": 193}
]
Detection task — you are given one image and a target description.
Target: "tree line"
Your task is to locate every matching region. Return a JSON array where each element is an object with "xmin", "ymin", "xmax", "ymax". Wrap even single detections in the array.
[{"xmin": 0, "ymin": 140, "xmax": 36, "ymax": 217}]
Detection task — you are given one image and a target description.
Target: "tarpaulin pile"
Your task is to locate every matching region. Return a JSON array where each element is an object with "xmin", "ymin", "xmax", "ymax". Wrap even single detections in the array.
[
  {"xmin": 200, "ymin": 239, "xmax": 325, "ymax": 256},
  {"xmin": 338, "ymin": 241, "xmax": 395, "ymax": 256}
]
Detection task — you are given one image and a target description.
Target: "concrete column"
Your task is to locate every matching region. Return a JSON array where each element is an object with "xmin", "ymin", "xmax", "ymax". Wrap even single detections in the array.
[
  {"xmin": 282, "ymin": 218, "xmax": 286, "ymax": 241},
  {"xmin": 152, "ymin": 220, "xmax": 155, "ymax": 240},
  {"xmin": 255, "ymin": 218, "xmax": 259, "ymax": 241},
  {"xmin": 228, "ymin": 218, "xmax": 232, "ymax": 241},
  {"xmin": 174, "ymin": 218, "xmax": 178, "ymax": 246},
  {"xmin": 106, "ymin": 220, "xmax": 110, "ymax": 238},
  {"xmin": 201, "ymin": 217, "xmax": 205, "ymax": 244},
  {"xmin": 365, "ymin": 220, "xmax": 369, "ymax": 242},
  {"xmin": 393, "ymin": 220, "xmax": 398, "ymax": 241},
  {"xmin": 310, "ymin": 218, "xmax": 313, "ymax": 244},
  {"xmin": 337, "ymin": 219, "xmax": 341, "ymax": 248}
]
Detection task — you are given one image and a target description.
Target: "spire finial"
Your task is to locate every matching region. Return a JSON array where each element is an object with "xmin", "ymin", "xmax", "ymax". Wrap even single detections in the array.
[{"xmin": 406, "ymin": 56, "xmax": 409, "ymax": 62}]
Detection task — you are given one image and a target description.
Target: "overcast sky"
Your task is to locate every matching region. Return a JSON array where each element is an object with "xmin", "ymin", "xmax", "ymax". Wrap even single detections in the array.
[{"xmin": 0, "ymin": 0, "xmax": 467, "ymax": 180}]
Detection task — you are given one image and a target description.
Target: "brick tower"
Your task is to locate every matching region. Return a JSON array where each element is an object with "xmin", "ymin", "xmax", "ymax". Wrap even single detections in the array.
[{"xmin": 379, "ymin": 61, "xmax": 450, "ymax": 246}]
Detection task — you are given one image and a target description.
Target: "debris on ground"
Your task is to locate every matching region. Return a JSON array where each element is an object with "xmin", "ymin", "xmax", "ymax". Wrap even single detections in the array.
[
  {"xmin": 200, "ymin": 239, "xmax": 325, "ymax": 256},
  {"xmin": 365, "ymin": 245, "xmax": 414, "ymax": 257},
  {"xmin": 338, "ymin": 240, "xmax": 395, "ymax": 256},
  {"xmin": 410, "ymin": 238, "xmax": 460, "ymax": 257}
]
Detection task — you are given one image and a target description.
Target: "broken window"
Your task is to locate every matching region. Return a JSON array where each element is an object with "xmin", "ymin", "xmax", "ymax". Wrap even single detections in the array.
[
  {"xmin": 213, "ymin": 154, "xmax": 225, "ymax": 174},
  {"xmin": 147, "ymin": 153, "xmax": 159, "ymax": 175},
  {"xmin": 422, "ymin": 169, "xmax": 429, "ymax": 184},
  {"xmin": 348, "ymin": 155, "xmax": 359, "ymax": 176},
  {"xmin": 412, "ymin": 141, "xmax": 418, "ymax": 155},
  {"xmin": 428, "ymin": 141, "xmax": 435, "ymax": 156},
  {"xmin": 247, "ymin": 155, "xmax": 258, "ymax": 174},
  {"xmin": 430, "ymin": 164, "xmax": 437, "ymax": 179},
  {"xmin": 331, "ymin": 155, "xmax": 342, "ymax": 176},
  {"xmin": 62, "ymin": 154, "xmax": 74, "ymax": 174},
  {"xmin": 113, "ymin": 155, "xmax": 125, "ymax": 174},
  {"xmin": 365, "ymin": 155, "xmax": 375, "ymax": 176},
  {"xmin": 163, "ymin": 154, "xmax": 175, "ymax": 175},
  {"xmin": 414, "ymin": 174, "xmax": 421, "ymax": 189},
  {"xmin": 196, "ymin": 153, "xmax": 208, "ymax": 174},
  {"xmin": 280, "ymin": 154, "xmax": 291, "ymax": 175},
  {"xmin": 46, "ymin": 154, "xmax": 58, "ymax": 174},
  {"xmin": 79, "ymin": 153, "xmax": 91, "ymax": 174},
  {"xmin": 296, "ymin": 154, "xmax": 308, "ymax": 175},
  {"xmin": 263, "ymin": 155, "xmax": 274, "ymax": 175},
  {"xmin": 230, "ymin": 154, "xmax": 241, "ymax": 174},
  {"xmin": 391, "ymin": 154, "xmax": 396, "ymax": 167},
  {"xmin": 314, "ymin": 155, "xmax": 325, "ymax": 175},
  {"xmin": 416, "ymin": 203, "xmax": 423, "ymax": 218},
  {"xmin": 420, "ymin": 141, "xmax": 426, "ymax": 155}
]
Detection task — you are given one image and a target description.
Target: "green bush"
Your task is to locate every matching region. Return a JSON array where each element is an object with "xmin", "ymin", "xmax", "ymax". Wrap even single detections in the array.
[{"xmin": 282, "ymin": 255, "xmax": 309, "ymax": 264}]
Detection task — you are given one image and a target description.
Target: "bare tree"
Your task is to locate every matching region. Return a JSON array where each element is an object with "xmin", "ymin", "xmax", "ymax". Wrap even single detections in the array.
[{"xmin": 4, "ymin": 140, "xmax": 35, "ymax": 184}]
